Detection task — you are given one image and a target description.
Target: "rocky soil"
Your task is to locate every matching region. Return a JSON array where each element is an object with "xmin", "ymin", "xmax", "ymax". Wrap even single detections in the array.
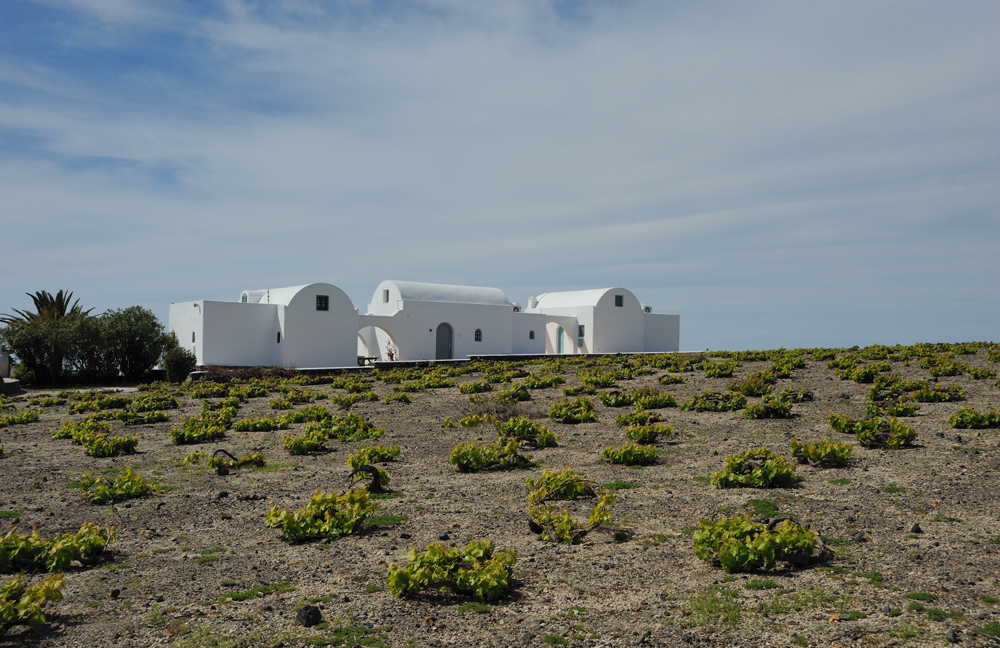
[{"xmin": 1, "ymin": 349, "xmax": 1000, "ymax": 648}]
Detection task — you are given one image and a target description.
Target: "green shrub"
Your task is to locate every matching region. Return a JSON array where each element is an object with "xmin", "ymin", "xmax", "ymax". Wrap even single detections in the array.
[
  {"xmin": 529, "ymin": 492, "xmax": 615, "ymax": 544},
  {"xmin": 728, "ymin": 371, "xmax": 775, "ymax": 397},
  {"xmin": 828, "ymin": 413, "xmax": 918, "ymax": 448},
  {"xmin": 233, "ymin": 416, "xmax": 289, "ymax": 432},
  {"xmin": 282, "ymin": 430, "xmax": 327, "ymax": 455},
  {"xmin": 387, "ymin": 541, "xmax": 517, "ymax": 602},
  {"xmin": 614, "ymin": 408, "xmax": 661, "ymax": 427},
  {"xmin": 632, "ymin": 387, "xmax": 677, "ymax": 409},
  {"xmin": 51, "ymin": 420, "xmax": 138, "ymax": 456},
  {"xmin": 0, "ymin": 409, "xmax": 42, "ymax": 428},
  {"xmin": 277, "ymin": 405, "xmax": 331, "ymax": 425},
  {"xmin": 789, "ymin": 437, "xmax": 852, "ymax": 467},
  {"xmin": 525, "ymin": 469, "xmax": 595, "ymax": 504},
  {"xmin": 693, "ymin": 515, "xmax": 817, "ymax": 573},
  {"xmin": 448, "ymin": 440, "xmax": 532, "ymax": 472},
  {"xmin": 699, "ymin": 360, "xmax": 740, "ymax": 378},
  {"xmin": 163, "ymin": 345, "xmax": 198, "ymax": 383},
  {"xmin": 0, "ymin": 521, "xmax": 115, "ymax": 572},
  {"xmin": 968, "ymin": 367, "xmax": 997, "ymax": 380},
  {"xmin": 838, "ymin": 362, "xmax": 891, "ymax": 383},
  {"xmin": 778, "ymin": 386, "xmax": 813, "ymax": 402},
  {"xmin": 495, "ymin": 383, "xmax": 530, "ymax": 405},
  {"xmin": 459, "ymin": 414, "xmax": 495, "ymax": 428},
  {"xmin": 329, "ymin": 391, "xmax": 380, "ymax": 408},
  {"xmin": 208, "ymin": 451, "xmax": 265, "ymax": 471},
  {"xmin": 598, "ymin": 391, "xmax": 634, "ymax": 407},
  {"xmin": 459, "ymin": 381, "xmax": 492, "ymax": 394},
  {"xmin": 626, "ymin": 423, "xmax": 671, "ymax": 444},
  {"xmin": 579, "ymin": 368, "xmax": 618, "ymax": 388},
  {"xmin": 712, "ymin": 448, "xmax": 797, "ymax": 488},
  {"xmin": 384, "ymin": 392, "xmax": 412, "ymax": 404},
  {"xmin": 548, "ymin": 398, "xmax": 597, "ymax": 424},
  {"xmin": 0, "ymin": 573, "xmax": 66, "ymax": 632},
  {"xmin": 77, "ymin": 467, "xmax": 159, "ymax": 504},
  {"xmin": 265, "ymin": 489, "xmax": 377, "ymax": 541},
  {"xmin": 681, "ymin": 391, "xmax": 747, "ymax": 412},
  {"xmin": 601, "ymin": 441, "xmax": 657, "ymax": 466},
  {"xmin": 496, "ymin": 416, "xmax": 558, "ymax": 447},
  {"xmin": 522, "ymin": 373, "xmax": 565, "ymax": 389},
  {"xmin": 744, "ymin": 395, "xmax": 793, "ymax": 419},
  {"xmin": 911, "ymin": 385, "xmax": 966, "ymax": 402},
  {"xmin": 948, "ymin": 406, "xmax": 1000, "ymax": 429},
  {"xmin": 348, "ymin": 444, "xmax": 401, "ymax": 467},
  {"xmin": 658, "ymin": 374, "xmax": 685, "ymax": 385}
]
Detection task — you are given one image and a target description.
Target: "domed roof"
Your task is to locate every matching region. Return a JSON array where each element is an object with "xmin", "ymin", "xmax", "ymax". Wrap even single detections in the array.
[{"xmin": 383, "ymin": 281, "xmax": 510, "ymax": 306}]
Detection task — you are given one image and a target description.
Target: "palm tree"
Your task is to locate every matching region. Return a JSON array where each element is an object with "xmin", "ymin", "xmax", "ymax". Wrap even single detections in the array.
[{"xmin": 1, "ymin": 290, "xmax": 93, "ymax": 324}]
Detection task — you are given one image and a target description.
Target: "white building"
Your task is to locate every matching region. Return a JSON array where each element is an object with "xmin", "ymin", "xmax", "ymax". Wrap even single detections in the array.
[
  {"xmin": 525, "ymin": 287, "xmax": 679, "ymax": 354},
  {"xmin": 168, "ymin": 283, "xmax": 358, "ymax": 369},
  {"xmin": 358, "ymin": 280, "xmax": 547, "ymax": 361},
  {"xmin": 169, "ymin": 281, "xmax": 679, "ymax": 368}
]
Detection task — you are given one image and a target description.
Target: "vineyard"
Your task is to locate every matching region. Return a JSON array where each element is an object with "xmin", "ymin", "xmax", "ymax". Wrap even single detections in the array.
[{"xmin": 1, "ymin": 344, "xmax": 999, "ymax": 647}]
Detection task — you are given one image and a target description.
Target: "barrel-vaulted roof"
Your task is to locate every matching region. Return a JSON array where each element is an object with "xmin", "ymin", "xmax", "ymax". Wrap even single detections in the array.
[
  {"xmin": 383, "ymin": 281, "xmax": 510, "ymax": 306},
  {"xmin": 530, "ymin": 288, "xmax": 621, "ymax": 310}
]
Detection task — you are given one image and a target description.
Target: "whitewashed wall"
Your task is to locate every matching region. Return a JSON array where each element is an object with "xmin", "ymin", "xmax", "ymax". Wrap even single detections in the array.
[
  {"xmin": 643, "ymin": 313, "xmax": 680, "ymax": 352},
  {"xmin": 591, "ymin": 289, "xmax": 645, "ymax": 353}
]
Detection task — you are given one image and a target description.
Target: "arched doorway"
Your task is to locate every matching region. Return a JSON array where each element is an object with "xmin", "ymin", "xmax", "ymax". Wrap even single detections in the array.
[{"xmin": 436, "ymin": 323, "xmax": 453, "ymax": 360}]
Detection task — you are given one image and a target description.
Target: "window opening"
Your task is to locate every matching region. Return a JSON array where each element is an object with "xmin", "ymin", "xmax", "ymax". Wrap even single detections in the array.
[
  {"xmin": 383, "ymin": 289, "xmax": 390, "ymax": 303},
  {"xmin": 241, "ymin": 294, "xmax": 247, "ymax": 303},
  {"xmin": 614, "ymin": 295, "xmax": 623, "ymax": 307},
  {"xmin": 528, "ymin": 330, "xmax": 535, "ymax": 340},
  {"xmin": 474, "ymin": 329, "xmax": 482, "ymax": 342},
  {"xmin": 578, "ymin": 325, "xmax": 585, "ymax": 337},
  {"xmin": 277, "ymin": 331, "xmax": 281, "ymax": 344},
  {"xmin": 192, "ymin": 332, "xmax": 195, "ymax": 343},
  {"xmin": 316, "ymin": 295, "xmax": 329, "ymax": 311}
]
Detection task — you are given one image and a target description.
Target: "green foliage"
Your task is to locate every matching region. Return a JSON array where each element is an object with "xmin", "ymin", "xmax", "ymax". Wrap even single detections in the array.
[
  {"xmin": 384, "ymin": 392, "xmax": 411, "ymax": 404},
  {"xmin": 601, "ymin": 441, "xmax": 657, "ymax": 466},
  {"xmin": 684, "ymin": 584, "xmax": 742, "ymax": 627},
  {"xmin": 626, "ymin": 423, "xmax": 671, "ymax": 443},
  {"xmin": 233, "ymin": 416, "xmax": 289, "ymax": 432},
  {"xmin": 329, "ymin": 391, "xmax": 380, "ymax": 408},
  {"xmin": 448, "ymin": 440, "xmax": 532, "ymax": 472},
  {"xmin": 968, "ymin": 366, "xmax": 997, "ymax": 379},
  {"xmin": 169, "ymin": 400, "xmax": 234, "ymax": 445},
  {"xmin": 598, "ymin": 390, "xmax": 634, "ymax": 407},
  {"xmin": 632, "ymin": 387, "xmax": 677, "ymax": 409},
  {"xmin": 282, "ymin": 431, "xmax": 326, "ymax": 455},
  {"xmin": 789, "ymin": 437, "xmax": 852, "ymax": 467},
  {"xmin": 526, "ymin": 469, "xmax": 595, "ymax": 504},
  {"xmin": 948, "ymin": 406, "xmax": 1000, "ymax": 429},
  {"xmin": 828, "ymin": 413, "xmax": 918, "ymax": 448},
  {"xmin": 838, "ymin": 362, "xmax": 891, "ymax": 383},
  {"xmin": 163, "ymin": 345, "xmax": 197, "ymax": 383},
  {"xmin": 208, "ymin": 451, "xmax": 265, "ymax": 471},
  {"xmin": 699, "ymin": 360, "xmax": 740, "ymax": 378},
  {"xmin": 548, "ymin": 397, "xmax": 596, "ymax": 424},
  {"xmin": 614, "ymin": 408, "xmax": 661, "ymax": 427},
  {"xmin": 681, "ymin": 391, "xmax": 747, "ymax": 412},
  {"xmin": 496, "ymin": 416, "xmax": 558, "ymax": 447},
  {"xmin": 265, "ymin": 489, "xmax": 377, "ymax": 541},
  {"xmin": 459, "ymin": 413, "xmax": 495, "ymax": 428},
  {"xmin": 0, "ymin": 573, "xmax": 66, "ymax": 632},
  {"xmin": 0, "ymin": 522, "xmax": 115, "ymax": 572},
  {"xmin": 920, "ymin": 355, "xmax": 966, "ymax": 377},
  {"xmin": 579, "ymin": 368, "xmax": 619, "ymax": 388},
  {"xmin": 911, "ymin": 385, "xmax": 966, "ymax": 402},
  {"xmin": 348, "ymin": 444, "xmax": 401, "ymax": 468},
  {"xmin": 727, "ymin": 371, "xmax": 775, "ymax": 397},
  {"xmin": 778, "ymin": 386, "xmax": 813, "ymax": 402},
  {"xmin": 51, "ymin": 419, "xmax": 138, "ymax": 456},
  {"xmin": 0, "ymin": 409, "xmax": 41, "ymax": 428},
  {"xmin": 658, "ymin": 374, "xmax": 685, "ymax": 385},
  {"xmin": 278, "ymin": 405, "xmax": 332, "ymax": 425},
  {"xmin": 529, "ymin": 493, "xmax": 615, "ymax": 544},
  {"xmin": 522, "ymin": 373, "xmax": 565, "ymax": 389},
  {"xmin": 387, "ymin": 540, "xmax": 517, "ymax": 602},
  {"xmin": 693, "ymin": 515, "xmax": 817, "ymax": 573},
  {"xmin": 459, "ymin": 381, "xmax": 492, "ymax": 394},
  {"xmin": 712, "ymin": 448, "xmax": 797, "ymax": 488},
  {"xmin": 78, "ymin": 467, "xmax": 159, "ymax": 504},
  {"xmin": 495, "ymin": 383, "xmax": 531, "ymax": 405},
  {"xmin": 744, "ymin": 395, "xmax": 793, "ymax": 419}
]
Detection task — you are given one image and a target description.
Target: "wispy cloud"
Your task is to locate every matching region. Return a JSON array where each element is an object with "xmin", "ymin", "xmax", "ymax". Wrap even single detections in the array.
[{"xmin": 1, "ymin": 1, "xmax": 998, "ymax": 348}]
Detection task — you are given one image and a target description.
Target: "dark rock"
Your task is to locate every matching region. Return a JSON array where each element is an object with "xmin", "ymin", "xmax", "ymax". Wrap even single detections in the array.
[
  {"xmin": 521, "ymin": 633, "xmax": 535, "ymax": 642},
  {"xmin": 438, "ymin": 532, "xmax": 450, "ymax": 541},
  {"xmin": 910, "ymin": 523, "xmax": 923, "ymax": 534},
  {"xmin": 946, "ymin": 628, "xmax": 959, "ymax": 643},
  {"xmin": 528, "ymin": 518, "xmax": 543, "ymax": 534},
  {"xmin": 399, "ymin": 533, "xmax": 411, "ymax": 539},
  {"xmin": 681, "ymin": 634, "xmax": 692, "ymax": 643},
  {"xmin": 154, "ymin": 594, "xmax": 164, "ymax": 603},
  {"xmin": 216, "ymin": 466, "xmax": 229, "ymax": 476},
  {"xmin": 883, "ymin": 605, "xmax": 891, "ymax": 614},
  {"xmin": 296, "ymin": 605, "xmax": 322, "ymax": 627},
  {"xmin": 639, "ymin": 630, "xmax": 651, "ymax": 644},
  {"xmin": 110, "ymin": 589, "xmax": 120, "ymax": 599},
  {"xmin": 262, "ymin": 605, "xmax": 272, "ymax": 612},
  {"xmin": 214, "ymin": 491, "xmax": 229, "ymax": 500},
  {"xmin": 853, "ymin": 531, "xmax": 866, "ymax": 543},
  {"xmin": 838, "ymin": 613, "xmax": 851, "ymax": 621}
]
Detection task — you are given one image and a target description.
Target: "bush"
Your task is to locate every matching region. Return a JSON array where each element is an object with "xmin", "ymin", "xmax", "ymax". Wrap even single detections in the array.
[
  {"xmin": 712, "ymin": 448, "xmax": 797, "ymax": 488},
  {"xmin": 77, "ymin": 467, "xmax": 159, "ymax": 504},
  {"xmin": 459, "ymin": 381, "xmax": 492, "ymax": 394},
  {"xmin": 51, "ymin": 420, "xmax": 138, "ymax": 456},
  {"xmin": 911, "ymin": 385, "xmax": 966, "ymax": 402},
  {"xmin": 693, "ymin": 515, "xmax": 817, "ymax": 573},
  {"xmin": 496, "ymin": 416, "xmax": 558, "ymax": 447},
  {"xmin": 626, "ymin": 423, "xmax": 671, "ymax": 443},
  {"xmin": 525, "ymin": 469, "xmax": 595, "ymax": 504},
  {"xmin": 614, "ymin": 408, "xmax": 661, "ymax": 427},
  {"xmin": 601, "ymin": 441, "xmax": 657, "ymax": 466},
  {"xmin": 744, "ymin": 395, "xmax": 793, "ymax": 419},
  {"xmin": 968, "ymin": 367, "xmax": 996, "ymax": 380},
  {"xmin": 789, "ymin": 437, "xmax": 852, "ymax": 467},
  {"xmin": 681, "ymin": 391, "xmax": 747, "ymax": 412},
  {"xmin": 102, "ymin": 306, "xmax": 171, "ymax": 381},
  {"xmin": 700, "ymin": 360, "xmax": 740, "ymax": 378},
  {"xmin": 948, "ymin": 407, "xmax": 1000, "ymax": 429},
  {"xmin": 728, "ymin": 371, "xmax": 775, "ymax": 397},
  {"xmin": 387, "ymin": 541, "xmax": 517, "ymax": 602},
  {"xmin": 658, "ymin": 374, "xmax": 685, "ymax": 385},
  {"xmin": 207, "ymin": 451, "xmax": 265, "ymax": 471},
  {"xmin": 448, "ymin": 440, "xmax": 532, "ymax": 472},
  {"xmin": 495, "ymin": 383, "xmax": 530, "ymax": 405},
  {"xmin": 163, "ymin": 346, "xmax": 197, "ymax": 383},
  {"xmin": 598, "ymin": 391, "xmax": 634, "ymax": 407},
  {"xmin": 522, "ymin": 373, "xmax": 565, "ymax": 389},
  {"xmin": 529, "ymin": 492, "xmax": 615, "ymax": 544},
  {"xmin": 0, "ymin": 522, "xmax": 115, "ymax": 572},
  {"xmin": 0, "ymin": 573, "xmax": 66, "ymax": 633},
  {"xmin": 632, "ymin": 387, "xmax": 677, "ymax": 409},
  {"xmin": 348, "ymin": 444, "xmax": 401, "ymax": 467},
  {"xmin": 266, "ymin": 489, "xmax": 377, "ymax": 541},
  {"xmin": 548, "ymin": 398, "xmax": 597, "ymax": 424}
]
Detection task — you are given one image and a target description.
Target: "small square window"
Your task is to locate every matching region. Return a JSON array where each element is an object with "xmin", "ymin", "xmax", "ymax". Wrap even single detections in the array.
[
  {"xmin": 316, "ymin": 295, "xmax": 329, "ymax": 311},
  {"xmin": 614, "ymin": 295, "xmax": 623, "ymax": 307},
  {"xmin": 383, "ymin": 289, "xmax": 390, "ymax": 303},
  {"xmin": 578, "ymin": 325, "xmax": 585, "ymax": 337}
]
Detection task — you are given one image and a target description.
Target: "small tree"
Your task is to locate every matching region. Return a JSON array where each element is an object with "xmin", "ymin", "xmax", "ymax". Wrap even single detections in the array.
[{"xmin": 103, "ymin": 306, "xmax": 169, "ymax": 381}]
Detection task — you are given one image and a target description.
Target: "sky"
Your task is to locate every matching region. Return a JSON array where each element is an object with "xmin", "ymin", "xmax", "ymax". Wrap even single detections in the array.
[{"xmin": 1, "ymin": 0, "xmax": 998, "ymax": 351}]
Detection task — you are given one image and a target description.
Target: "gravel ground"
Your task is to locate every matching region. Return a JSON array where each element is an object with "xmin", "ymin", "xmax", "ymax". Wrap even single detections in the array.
[{"xmin": 1, "ymin": 349, "xmax": 999, "ymax": 648}]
